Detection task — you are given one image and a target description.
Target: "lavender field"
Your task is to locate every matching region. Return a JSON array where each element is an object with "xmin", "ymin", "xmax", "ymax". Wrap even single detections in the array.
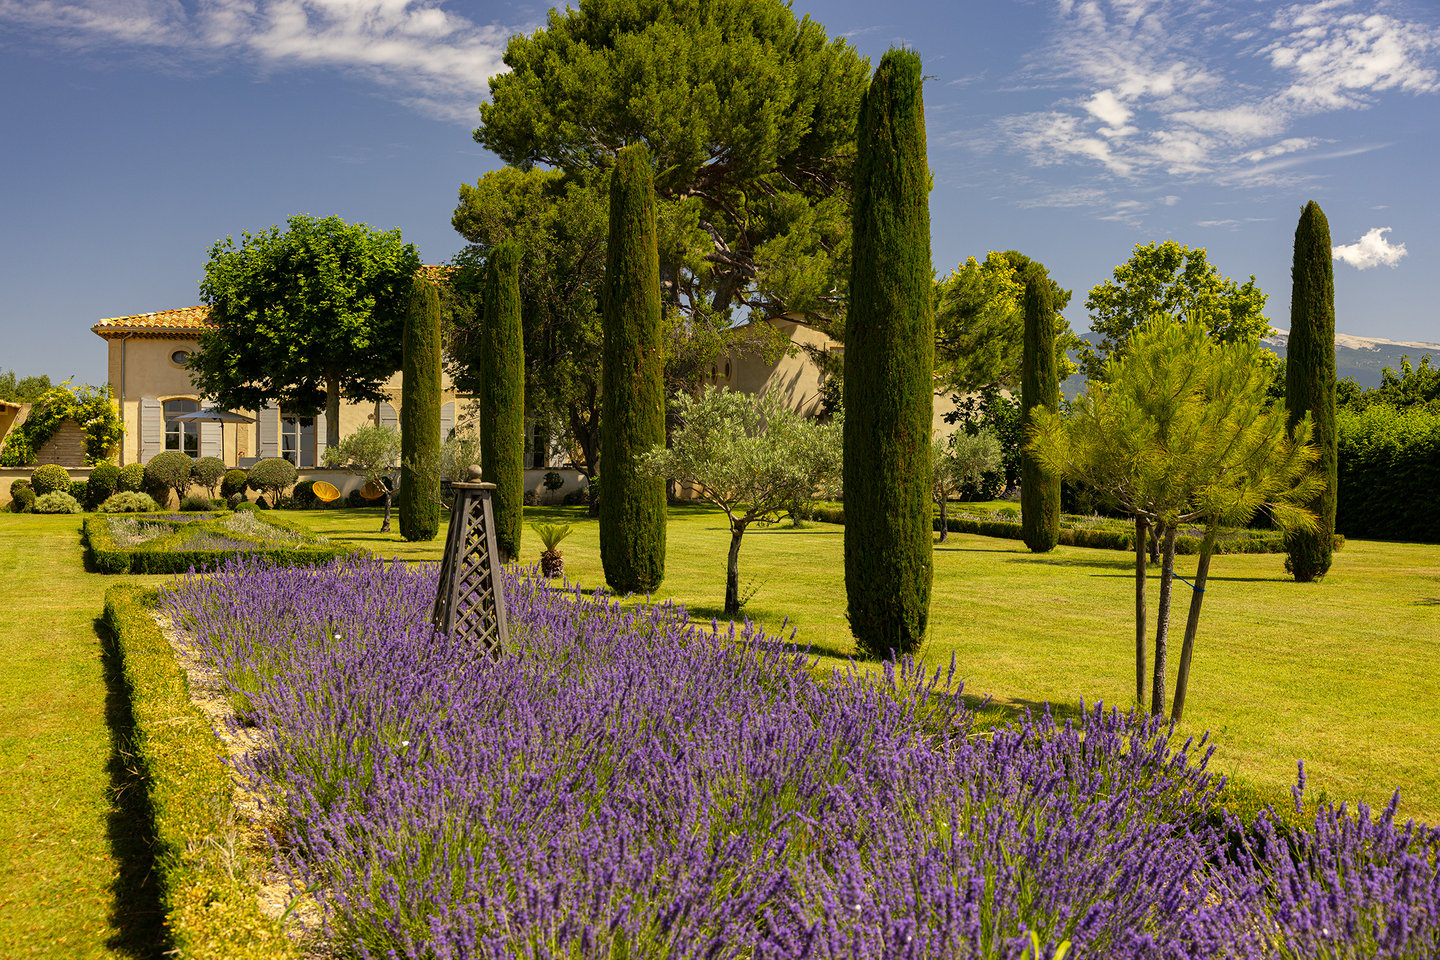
[{"xmin": 163, "ymin": 558, "xmax": 1440, "ymax": 959}]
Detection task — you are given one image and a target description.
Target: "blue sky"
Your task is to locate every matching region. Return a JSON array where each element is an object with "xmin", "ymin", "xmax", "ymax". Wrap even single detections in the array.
[{"xmin": 1, "ymin": 0, "xmax": 1437, "ymax": 388}]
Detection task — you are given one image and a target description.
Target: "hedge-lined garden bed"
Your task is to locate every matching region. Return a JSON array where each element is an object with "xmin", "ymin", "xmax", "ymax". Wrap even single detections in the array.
[
  {"xmin": 101, "ymin": 585, "xmax": 298, "ymax": 960},
  {"xmin": 84, "ymin": 510, "xmax": 359, "ymax": 573},
  {"xmin": 807, "ymin": 504, "xmax": 1310, "ymax": 555}
]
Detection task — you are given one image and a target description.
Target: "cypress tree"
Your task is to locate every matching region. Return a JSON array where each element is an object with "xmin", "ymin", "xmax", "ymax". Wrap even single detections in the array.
[
  {"xmin": 480, "ymin": 242, "xmax": 525, "ymax": 561},
  {"xmin": 1021, "ymin": 266, "xmax": 1060, "ymax": 552},
  {"xmin": 844, "ymin": 48, "xmax": 933, "ymax": 659},
  {"xmin": 399, "ymin": 276, "xmax": 442, "ymax": 541},
  {"xmin": 1285, "ymin": 200, "xmax": 1337, "ymax": 581},
  {"xmin": 600, "ymin": 143, "xmax": 666, "ymax": 593}
]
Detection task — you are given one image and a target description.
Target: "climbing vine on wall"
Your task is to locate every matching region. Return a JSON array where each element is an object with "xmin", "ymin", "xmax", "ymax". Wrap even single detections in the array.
[{"xmin": 0, "ymin": 381, "xmax": 124, "ymax": 467}]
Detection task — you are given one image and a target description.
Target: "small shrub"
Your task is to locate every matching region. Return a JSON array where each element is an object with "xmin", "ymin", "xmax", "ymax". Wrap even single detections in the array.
[
  {"xmin": 117, "ymin": 462, "xmax": 146, "ymax": 492},
  {"xmin": 11, "ymin": 478, "xmax": 33, "ymax": 495},
  {"xmin": 255, "ymin": 497, "xmax": 271, "ymax": 510},
  {"xmin": 191, "ymin": 457, "xmax": 228, "ymax": 497},
  {"xmin": 346, "ymin": 488, "xmax": 368, "ymax": 508},
  {"xmin": 99, "ymin": 491, "xmax": 161, "ymax": 513},
  {"xmin": 34, "ymin": 491, "xmax": 83, "ymax": 514},
  {"xmin": 276, "ymin": 496, "xmax": 297, "ymax": 510},
  {"xmin": 145, "ymin": 451, "xmax": 195, "ymax": 508},
  {"xmin": 180, "ymin": 494, "xmax": 213, "ymax": 512},
  {"xmin": 246, "ymin": 457, "xmax": 297, "ymax": 507},
  {"xmin": 292, "ymin": 479, "xmax": 318, "ymax": 509},
  {"xmin": 87, "ymin": 461, "xmax": 121, "ymax": 509},
  {"xmin": 69, "ymin": 479, "xmax": 89, "ymax": 504},
  {"xmin": 543, "ymin": 471, "xmax": 564, "ymax": 492},
  {"xmin": 10, "ymin": 486, "xmax": 36, "ymax": 513},
  {"xmin": 234, "ymin": 500, "xmax": 258, "ymax": 513},
  {"xmin": 221, "ymin": 468, "xmax": 249, "ymax": 498},
  {"xmin": 31, "ymin": 463, "xmax": 72, "ymax": 496},
  {"xmin": 226, "ymin": 492, "xmax": 248, "ymax": 510}
]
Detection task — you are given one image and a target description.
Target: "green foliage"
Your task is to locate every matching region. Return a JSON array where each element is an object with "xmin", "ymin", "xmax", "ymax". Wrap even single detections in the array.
[
  {"xmin": 0, "ymin": 380, "xmax": 123, "ymax": 466},
  {"xmin": 31, "ymin": 463, "xmax": 72, "ymax": 496},
  {"xmin": 191, "ymin": 457, "xmax": 227, "ymax": 497},
  {"xmin": 118, "ymin": 462, "xmax": 146, "ymax": 492},
  {"xmin": 1336, "ymin": 404, "xmax": 1440, "ymax": 542},
  {"xmin": 191, "ymin": 214, "xmax": 422, "ymax": 445},
  {"xmin": 220, "ymin": 468, "xmax": 248, "ymax": 498},
  {"xmin": 9, "ymin": 485, "xmax": 35, "ymax": 512},
  {"xmin": 245, "ymin": 457, "xmax": 297, "ymax": 507},
  {"xmin": 98, "ymin": 491, "xmax": 160, "ymax": 513},
  {"xmin": 640, "ymin": 387, "xmax": 841, "ymax": 614},
  {"xmin": 844, "ymin": 48, "xmax": 933, "ymax": 660},
  {"xmin": 933, "ymin": 431, "xmax": 1002, "ymax": 503},
  {"xmin": 1284, "ymin": 201, "xmax": 1338, "ymax": 582},
  {"xmin": 1080, "ymin": 240, "xmax": 1270, "ymax": 381},
  {"xmin": 476, "ymin": 0, "xmax": 868, "ymax": 337},
  {"xmin": 479, "ymin": 242, "xmax": 526, "ymax": 561},
  {"xmin": 0, "ymin": 369, "xmax": 52, "ymax": 402},
  {"xmin": 145, "ymin": 450, "xmax": 195, "ymax": 508},
  {"xmin": 325, "ymin": 426, "xmax": 400, "ymax": 488},
  {"xmin": 934, "ymin": 250, "xmax": 1078, "ymax": 393},
  {"xmin": 179, "ymin": 494, "xmax": 213, "ymax": 512},
  {"xmin": 100, "ymin": 585, "xmax": 304, "ymax": 959},
  {"xmin": 399, "ymin": 278, "xmax": 442, "ymax": 542},
  {"xmin": 85, "ymin": 513, "xmax": 355, "ymax": 574},
  {"xmin": 530, "ymin": 522, "xmax": 574, "ymax": 552},
  {"xmin": 68, "ymin": 479, "xmax": 88, "ymax": 502},
  {"xmin": 32, "ymin": 491, "xmax": 82, "ymax": 514},
  {"xmin": 600, "ymin": 144, "xmax": 668, "ymax": 594},
  {"xmin": 1021, "ymin": 268, "xmax": 1061, "ymax": 553},
  {"xmin": 86, "ymin": 461, "xmax": 120, "ymax": 509},
  {"xmin": 1355, "ymin": 355, "xmax": 1440, "ymax": 411}
]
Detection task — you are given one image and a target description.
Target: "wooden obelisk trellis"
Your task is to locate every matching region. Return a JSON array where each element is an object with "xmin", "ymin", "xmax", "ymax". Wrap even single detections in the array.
[{"xmin": 432, "ymin": 468, "xmax": 510, "ymax": 658}]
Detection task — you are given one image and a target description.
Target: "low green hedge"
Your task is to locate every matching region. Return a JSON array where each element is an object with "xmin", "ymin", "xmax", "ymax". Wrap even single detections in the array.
[
  {"xmin": 806, "ymin": 504, "xmax": 1318, "ymax": 555},
  {"xmin": 83, "ymin": 512, "xmax": 360, "ymax": 574},
  {"xmin": 101, "ymin": 585, "xmax": 299, "ymax": 960}
]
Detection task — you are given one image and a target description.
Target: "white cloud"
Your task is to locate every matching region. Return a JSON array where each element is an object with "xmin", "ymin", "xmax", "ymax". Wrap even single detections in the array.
[
  {"xmin": 1241, "ymin": 137, "xmax": 1321, "ymax": 162},
  {"xmin": 0, "ymin": 0, "xmax": 511, "ymax": 121},
  {"xmin": 1332, "ymin": 227, "xmax": 1408, "ymax": 269},
  {"xmin": 1267, "ymin": 3, "xmax": 1440, "ymax": 110}
]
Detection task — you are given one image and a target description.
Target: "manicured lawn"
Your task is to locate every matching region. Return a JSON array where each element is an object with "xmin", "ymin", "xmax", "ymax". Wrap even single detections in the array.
[
  {"xmin": 0, "ymin": 514, "xmax": 170, "ymax": 959},
  {"xmin": 290, "ymin": 503, "xmax": 1440, "ymax": 823}
]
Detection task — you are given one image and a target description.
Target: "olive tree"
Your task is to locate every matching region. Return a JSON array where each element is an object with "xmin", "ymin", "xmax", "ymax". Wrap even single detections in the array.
[
  {"xmin": 932, "ymin": 430, "xmax": 1001, "ymax": 543},
  {"xmin": 323, "ymin": 425, "xmax": 401, "ymax": 532}
]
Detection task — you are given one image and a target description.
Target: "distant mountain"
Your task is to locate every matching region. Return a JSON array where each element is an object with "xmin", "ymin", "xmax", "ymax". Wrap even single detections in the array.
[{"xmin": 1061, "ymin": 329, "xmax": 1440, "ymax": 397}]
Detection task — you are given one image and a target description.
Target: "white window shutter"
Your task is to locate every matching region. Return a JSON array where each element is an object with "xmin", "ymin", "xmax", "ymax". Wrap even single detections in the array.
[
  {"xmin": 140, "ymin": 397, "xmax": 162, "ymax": 464},
  {"xmin": 314, "ymin": 410, "xmax": 327, "ymax": 465},
  {"xmin": 200, "ymin": 420, "xmax": 222, "ymax": 460},
  {"xmin": 258, "ymin": 402, "xmax": 280, "ymax": 459},
  {"xmin": 441, "ymin": 401, "xmax": 455, "ymax": 445},
  {"xmin": 378, "ymin": 401, "xmax": 398, "ymax": 431}
]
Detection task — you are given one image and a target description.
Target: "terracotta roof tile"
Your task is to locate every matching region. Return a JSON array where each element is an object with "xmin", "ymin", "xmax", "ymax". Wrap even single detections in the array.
[{"xmin": 92, "ymin": 305, "xmax": 212, "ymax": 337}]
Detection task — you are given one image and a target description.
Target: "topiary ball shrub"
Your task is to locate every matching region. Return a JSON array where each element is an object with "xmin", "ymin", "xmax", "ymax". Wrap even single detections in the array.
[
  {"xmin": 10, "ymin": 486, "xmax": 36, "ymax": 513},
  {"xmin": 69, "ymin": 479, "xmax": 89, "ymax": 504},
  {"xmin": 233, "ymin": 500, "xmax": 258, "ymax": 513},
  {"xmin": 98, "ymin": 491, "xmax": 160, "ymax": 513},
  {"xmin": 180, "ymin": 494, "xmax": 212, "ymax": 512},
  {"xmin": 117, "ymin": 463, "xmax": 146, "ymax": 493},
  {"xmin": 87, "ymin": 461, "xmax": 121, "ymax": 509},
  {"xmin": 256, "ymin": 497, "xmax": 271, "ymax": 510},
  {"xmin": 246, "ymin": 457, "xmax": 297, "ymax": 507},
  {"xmin": 31, "ymin": 464, "xmax": 72, "ymax": 496},
  {"xmin": 292, "ymin": 479, "xmax": 318, "ymax": 509},
  {"xmin": 11, "ymin": 478, "xmax": 33, "ymax": 495},
  {"xmin": 225, "ymin": 492, "xmax": 248, "ymax": 510},
  {"xmin": 33, "ymin": 491, "xmax": 83, "ymax": 514},
  {"xmin": 191, "ymin": 456, "xmax": 227, "ymax": 497},
  {"xmin": 145, "ymin": 450, "xmax": 195, "ymax": 508},
  {"xmin": 220, "ymin": 468, "xmax": 248, "ymax": 498}
]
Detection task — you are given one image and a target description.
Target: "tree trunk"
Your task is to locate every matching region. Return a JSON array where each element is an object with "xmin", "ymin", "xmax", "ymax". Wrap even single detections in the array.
[
  {"xmin": 325, "ymin": 370, "xmax": 342, "ymax": 451},
  {"xmin": 1134, "ymin": 516, "xmax": 1148, "ymax": 709},
  {"xmin": 1171, "ymin": 523, "xmax": 1218, "ymax": 722},
  {"xmin": 937, "ymin": 497, "xmax": 948, "ymax": 543},
  {"xmin": 724, "ymin": 524, "xmax": 745, "ymax": 617},
  {"xmin": 1150, "ymin": 524, "xmax": 1178, "ymax": 716},
  {"xmin": 381, "ymin": 491, "xmax": 392, "ymax": 533}
]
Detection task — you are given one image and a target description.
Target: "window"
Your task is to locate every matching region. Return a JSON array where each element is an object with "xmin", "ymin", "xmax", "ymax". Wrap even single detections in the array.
[
  {"xmin": 163, "ymin": 398, "xmax": 200, "ymax": 456},
  {"xmin": 170, "ymin": 350, "xmax": 192, "ymax": 366},
  {"xmin": 281, "ymin": 415, "xmax": 316, "ymax": 468}
]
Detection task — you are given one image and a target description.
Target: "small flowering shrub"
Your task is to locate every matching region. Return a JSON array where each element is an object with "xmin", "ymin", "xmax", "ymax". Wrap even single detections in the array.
[
  {"xmin": 163, "ymin": 560, "xmax": 1440, "ymax": 959},
  {"xmin": 33, "ymin": 490, "xmax": 83, "ymax": 513}
]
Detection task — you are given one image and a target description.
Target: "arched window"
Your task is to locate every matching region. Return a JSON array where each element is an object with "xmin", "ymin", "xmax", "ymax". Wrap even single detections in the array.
[{"xmin": 163, "ymin": 398, "xmax": 200, "ymax": 456}]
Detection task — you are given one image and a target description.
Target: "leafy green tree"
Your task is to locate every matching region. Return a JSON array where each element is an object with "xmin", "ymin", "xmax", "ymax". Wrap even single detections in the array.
[
  {"xmin": 399, "ymin": 278, "xmax": 442, "ymax": 542},
  {"xmin": 0, "ymin": 371, "xmax": 52, "ymax": 403},
  {"xmin": 323, "ymin": 425, "xmax": 401, "ymax": 532},
  {"xmin": 1020, "ymin": 267, "xmax": 1061, "ymax": 553},
  {"xmin": 600, "ymin": 144, "xmax": 667, "ymax": 594},
  {"xmin": 192, "ymin": 214, "xmax": 422, "ymax": 449},
  {"xmin": 640, "ymin": 387, "xmax": 841, "ymax": 615},
  {"xmin": 474, "ymin": 0, "xmax": 868, "ymax": 337},
  {"xmin": 479, "ymin": 242, "xmax": 526, "ymax": 562},
  {"xmin": 1366, "ymin": 355, "xmax": 1440, "ymax": 411},
  {"xmin": 934, "ymin": 251, "xmax": 1078, "ymax": 394},
  {"xmin": 932, "ymin": 429, "xmax": 1001, "ymax": 543},
  {"xmin": 844, "ymin": 48, "xmax": 933, "ymax": 660},
  {"xmin": 1285, "ymin": 200, "xmax": 1338, "ymax": 582},
  {"xmin": 1080, "ymin": 240, "xmax": 1269, "ymax": 381},
  {"xmin": 245, "ymin": 457, "xmax": 296, "ymax": 507},
  {"xmin": 191, "ymin": 457, "xmax": 227, "ymax": 498}
]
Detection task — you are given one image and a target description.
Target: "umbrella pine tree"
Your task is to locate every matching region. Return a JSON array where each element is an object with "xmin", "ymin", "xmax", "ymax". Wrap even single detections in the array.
[
  {"xmin": 1021, "ymin": 267, "xmax": 1060, "ymax": 552},
  {"xmin": 600, "ymin": 143, "xmax": 667, "ymax": 593},
  {"xmin": 399, "ymin": 277, "xmax": 442, "ymax": 541},
  {"xmin": 844, "ymin": 48, "xmax": 934, "ymax": 658},
  {"xmin": 480, "ymin": 242, "xmax": 526, "ymax": 561},
  {"xmin": 1284, "ymin": 200, "xmax": 1337, "ymax": 582}
]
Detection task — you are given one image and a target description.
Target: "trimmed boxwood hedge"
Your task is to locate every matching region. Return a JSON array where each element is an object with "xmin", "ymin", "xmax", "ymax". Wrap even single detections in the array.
[
  {"xmin": 1336, "ymin": 404, "xmax": 1440, "ymax": 543},
  {"xmin": 83, "ymin": 512, "xmax": 359, "ymax": 574},
  {"xmin": 101, "ymin": 585, "xmax": 299, "ymax": 960}
]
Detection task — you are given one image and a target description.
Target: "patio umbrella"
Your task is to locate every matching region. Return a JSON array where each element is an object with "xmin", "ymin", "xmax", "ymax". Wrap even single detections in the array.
[{"xmin": 170, "ymin": 408, "xmax": 255, "ymax": 465}]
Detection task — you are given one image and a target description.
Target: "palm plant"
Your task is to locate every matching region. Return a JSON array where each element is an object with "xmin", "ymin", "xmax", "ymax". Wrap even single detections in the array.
[{"xmin": 530, "ymin": 522, "xmax": 573, "ymax": 578}]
